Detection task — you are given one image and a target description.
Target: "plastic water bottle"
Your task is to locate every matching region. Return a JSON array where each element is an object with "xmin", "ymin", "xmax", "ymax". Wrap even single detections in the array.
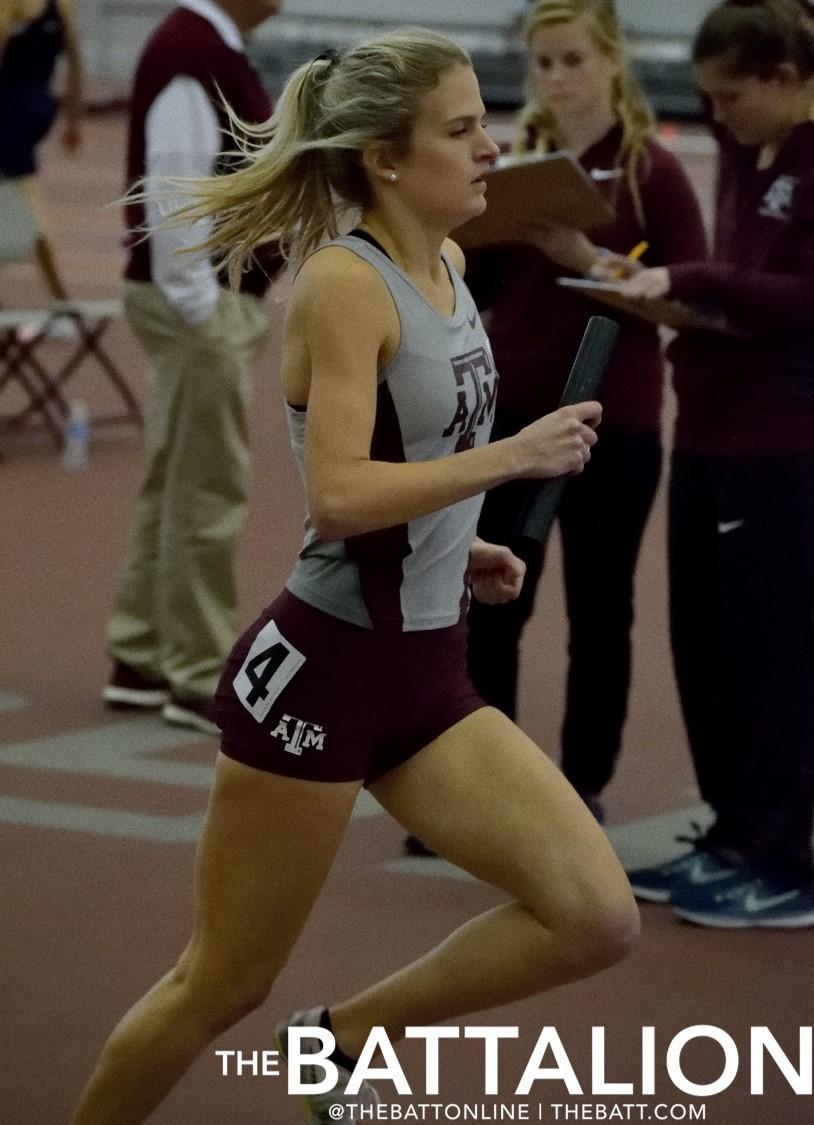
[{"xmin": 61, "ymin": 400, "xmax": 90, "ymax": 472}]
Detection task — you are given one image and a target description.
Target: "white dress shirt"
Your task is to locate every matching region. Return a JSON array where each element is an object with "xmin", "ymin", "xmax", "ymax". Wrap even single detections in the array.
[{"xmin": 143, "ymin": 0, "xmax": 245, "ymax": 325}]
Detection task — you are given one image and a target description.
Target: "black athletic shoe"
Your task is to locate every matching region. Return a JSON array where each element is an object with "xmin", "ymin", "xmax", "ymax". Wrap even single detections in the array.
[
  {"xmin": 103, "ymin": 660, "xmax": 170, "ymax": 709},
  {"xmin": 162, "ymin": 696, "xmax": 219, "ymax": 736},
  {"xmin": 404, "ymin": 834, "xmax": 437, "ymax": 858},
  {"xmin": 578, "ymin": 791, "xmax": 606, "ymax": 825}
]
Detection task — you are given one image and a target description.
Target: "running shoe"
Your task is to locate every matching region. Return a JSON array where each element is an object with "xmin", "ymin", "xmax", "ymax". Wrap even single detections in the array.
[
  {"xmin": 161, "ymin": 695, "xmax": 219, "ymax": 735},
  {"xmin": 672, "ymin": 871, "xmax": 814, "ymax": 929},
  {"xmin": 577, "ymin": 792, "xmax": 606, "ymax": 825},
  {"xmin": 626, "ymin": 847, "xmax": 742, "ymax": 903},
  {"xmin": 404, "ymin": 834, "xmax": 437, "ymax": 857},
  {"xmin": 103, "ymin": 660, "xmax": 170, "ymax": 709},
  {"xmin": 276, "ymin": 1007, "xmax": 380, "ymax": 1123}
]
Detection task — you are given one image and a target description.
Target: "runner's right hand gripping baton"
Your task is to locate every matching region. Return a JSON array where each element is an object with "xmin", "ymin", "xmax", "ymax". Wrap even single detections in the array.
[{"xmin": 517, "ymin": 315, "xmax": 620, "ymax": 545}]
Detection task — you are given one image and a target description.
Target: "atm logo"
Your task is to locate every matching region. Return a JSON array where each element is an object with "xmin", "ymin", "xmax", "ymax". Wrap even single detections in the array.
[
  {"xmin": 269, "ymin": 714, "xmax": 326, "ymax": 755},
  {"xmin": 759, "ymin": 174, "xmax": 798, "ymax": 221}
]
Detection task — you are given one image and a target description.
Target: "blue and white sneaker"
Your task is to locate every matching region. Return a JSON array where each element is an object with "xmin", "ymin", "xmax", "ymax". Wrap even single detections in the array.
[
  {"xmin": 672, "ymin": 872, "xmax": 814, "ymax": 929},
  {"xmin": 276, "ymin": 1007, "xmax": 380, "ymax": 1123},
  {"xmin": 626, "ymin": 848, "xmax": 742, "ymax": 903}
]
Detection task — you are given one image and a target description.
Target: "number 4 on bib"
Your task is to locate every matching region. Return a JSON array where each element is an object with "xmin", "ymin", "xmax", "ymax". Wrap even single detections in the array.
[{"xmin": 233, "ymin": 619, "xmax": 306, "ymax": 723}]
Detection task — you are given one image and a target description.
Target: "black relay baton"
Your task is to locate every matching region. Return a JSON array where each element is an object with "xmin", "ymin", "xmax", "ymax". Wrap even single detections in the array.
[{"xmin": 517, "ymin": 315, "xmax": 620, "ymax": 545}]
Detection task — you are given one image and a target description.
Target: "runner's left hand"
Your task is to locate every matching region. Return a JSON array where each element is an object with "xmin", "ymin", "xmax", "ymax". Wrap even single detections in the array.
[{"xmin": 468, "ymin": 538, "xmax": 526, "ymax": 604}]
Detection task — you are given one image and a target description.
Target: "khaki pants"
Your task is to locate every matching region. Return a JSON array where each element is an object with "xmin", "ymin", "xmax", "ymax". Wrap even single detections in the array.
[{"xmin": 107, "ymin": 281, "xmax": 270, "ymax": 700}]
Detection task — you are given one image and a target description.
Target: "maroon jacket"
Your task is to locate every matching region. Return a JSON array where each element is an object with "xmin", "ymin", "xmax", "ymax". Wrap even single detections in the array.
[
  {"xmin": 124, "ymin": 7, "xmax": 282, "ymax": 297},
  {"xmin": 465, "ymin": 125, "xmax": 708, "ymax": 432},
  {"xmin": 668, "ymin": 122, "xmax": 814, "ymax": 455}
]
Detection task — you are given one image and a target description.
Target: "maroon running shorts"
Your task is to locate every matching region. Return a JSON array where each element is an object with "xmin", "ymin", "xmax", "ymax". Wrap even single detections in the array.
[{"xmin": 215, "ymin": 589, "xmax": 485, "ymax": 783}]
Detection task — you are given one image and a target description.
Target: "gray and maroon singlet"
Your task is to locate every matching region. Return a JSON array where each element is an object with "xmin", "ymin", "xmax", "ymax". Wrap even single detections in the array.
[
  {"xmin": 215, "ymin": 235, "xmax": 500, "ymax": 780},
  {"xmin": 286, "ymin": 234, "xmax": 499, "ymax": 632}
]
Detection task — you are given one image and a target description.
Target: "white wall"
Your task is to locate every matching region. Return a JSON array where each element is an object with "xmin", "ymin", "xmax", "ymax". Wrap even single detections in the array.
[
  {"xmin": 76, "ymin": 1, "xmax": 718, "ymax": 85},
  {"xmin": 76, "ymin": 0, "xmax": 527, "ymax": 82},
  {"xmin": 276, "ymin": 1, "xmax": 520, "ymax": 25},
  {"xmin": 616, "ymin": 0, "xmax": 716, "ymax": 38}
]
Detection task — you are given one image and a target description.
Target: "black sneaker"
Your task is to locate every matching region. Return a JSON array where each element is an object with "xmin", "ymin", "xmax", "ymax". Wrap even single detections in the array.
[
  {"xmin": 162, "ymin": 696, "xmax": 219, "ymax": 736},
  {"xmin": 404, "ymin": 834, "xmax": 437, "ymax": 858},
  {"xmin": 103, "ymin": 660, "xmax": 170, "ymax": 709},
  {"xmin": 577, "ymin": 791, "xmax": 606, "ymax": 825}
]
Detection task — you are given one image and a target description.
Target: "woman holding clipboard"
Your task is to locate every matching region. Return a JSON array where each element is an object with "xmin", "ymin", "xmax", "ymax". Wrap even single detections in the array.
[
  {"xmin": 621, "ymin": 0, "xmax": 814, "ymax": 928},
  {"xmin": 462, "ymin": 0, "xmax": 707, "ymax": 826}
]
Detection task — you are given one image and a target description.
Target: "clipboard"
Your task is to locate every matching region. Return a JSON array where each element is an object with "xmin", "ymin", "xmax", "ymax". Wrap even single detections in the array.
[
  {"xmin": 555, "ymin": 277, "xmax": 736, "ymax": 334},
  {"xmin": 453, "ymin": 151, "xmax": 615, "ymax": 249}
]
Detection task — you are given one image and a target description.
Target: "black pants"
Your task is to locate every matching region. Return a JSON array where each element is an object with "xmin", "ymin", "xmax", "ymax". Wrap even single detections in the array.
[
  {"xmin": 468, "ymin": 421, "xmax": 662, "ymax": 794},
  {"xmin": 669, "ymin": 449, "xmax": 814, "ymax": 879}
]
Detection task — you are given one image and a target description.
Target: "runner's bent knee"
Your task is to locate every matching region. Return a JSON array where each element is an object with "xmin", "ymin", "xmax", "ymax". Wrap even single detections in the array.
[
  {"xmin": 542, "ymin": 875, "xmax": 640, "ymax": 971},
  {"xmin": 172, "ymin": 945, "xmax": 280, "ymax": 1030}
]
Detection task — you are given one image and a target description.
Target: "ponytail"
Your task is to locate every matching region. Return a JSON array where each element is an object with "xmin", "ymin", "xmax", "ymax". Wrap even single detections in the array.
[{"xmin": 143, "ymin": 28, "xmax": 470, "ymax": 285}]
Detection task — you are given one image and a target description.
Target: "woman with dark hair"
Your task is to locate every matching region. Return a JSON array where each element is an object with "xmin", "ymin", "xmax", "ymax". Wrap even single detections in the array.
[{"xmin": 624, "ymin": 0, "xmax": 814, "ymax": 929}]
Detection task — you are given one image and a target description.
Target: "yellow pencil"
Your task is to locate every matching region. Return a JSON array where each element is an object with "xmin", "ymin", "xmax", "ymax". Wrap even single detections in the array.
[
  {"xmin": 608, "ymin": 241, "xmax": 649, "ymax": 279},
  {"xmin": 626, "ymin": 240, "xmax": 649, "ymax": 262}
]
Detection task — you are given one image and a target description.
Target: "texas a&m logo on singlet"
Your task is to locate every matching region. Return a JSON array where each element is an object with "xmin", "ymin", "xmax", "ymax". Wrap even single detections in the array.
[{"xmin": 442, "ymin": 347, "xmax": 497, "ymax": 452}]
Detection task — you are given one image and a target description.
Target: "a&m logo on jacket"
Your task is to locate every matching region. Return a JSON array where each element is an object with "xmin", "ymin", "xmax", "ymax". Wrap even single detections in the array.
[{"xmin": 759, "ymin": 175, "xmax": 799, "ymax": 221}]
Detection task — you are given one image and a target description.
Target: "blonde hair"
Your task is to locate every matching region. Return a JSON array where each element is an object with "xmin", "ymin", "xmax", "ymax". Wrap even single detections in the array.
[
  {"xmin": 516, "ymin": 0, "xmax": 655, "ymax": 228},
  {"xmin": 159, "ymin": 27, "xmax": 470, "ymax": 285}
]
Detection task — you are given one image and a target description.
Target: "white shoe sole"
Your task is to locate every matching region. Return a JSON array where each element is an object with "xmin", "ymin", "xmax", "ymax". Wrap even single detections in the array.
[
  {"xmin": 673, "ymin": 904, "xmax": 814, "ymax": 929},
  {"xmin": 103, "ymin": 685, "xmax": 170, "ymax": 708},
  {"xmin": 276, "ymin": 1012, "xmax": 381, "ymax": 1123},
  {"xmin": 628, "ymin": 884, "xmax": 671, "ymax": 904},
  {"xmin": 161, "ymin": 702, "xmax": 219, "ymax": 735}
]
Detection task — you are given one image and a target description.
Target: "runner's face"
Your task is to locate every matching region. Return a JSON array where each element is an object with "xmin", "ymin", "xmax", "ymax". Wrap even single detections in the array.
[{"xmin": 391, "ymin": 64, "xmax": 500, "ymax": 230}]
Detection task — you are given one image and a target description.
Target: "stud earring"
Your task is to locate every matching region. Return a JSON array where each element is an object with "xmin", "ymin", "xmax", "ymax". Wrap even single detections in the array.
[{"xmin": 388, "ymin": 172, "xmax": 398, "ymax": 183}]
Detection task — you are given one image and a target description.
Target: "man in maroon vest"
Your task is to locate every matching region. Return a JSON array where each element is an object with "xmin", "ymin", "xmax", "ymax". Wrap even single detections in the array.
[{"xmin": 103, "ymin": 0, "xmax": 284, "ymax": 733}]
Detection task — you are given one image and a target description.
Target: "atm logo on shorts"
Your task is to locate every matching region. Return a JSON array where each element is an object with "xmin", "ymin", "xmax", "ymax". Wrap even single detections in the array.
[{"xmin": 269, "ymin": 714, "xmax": 326, "ymax": 756}]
